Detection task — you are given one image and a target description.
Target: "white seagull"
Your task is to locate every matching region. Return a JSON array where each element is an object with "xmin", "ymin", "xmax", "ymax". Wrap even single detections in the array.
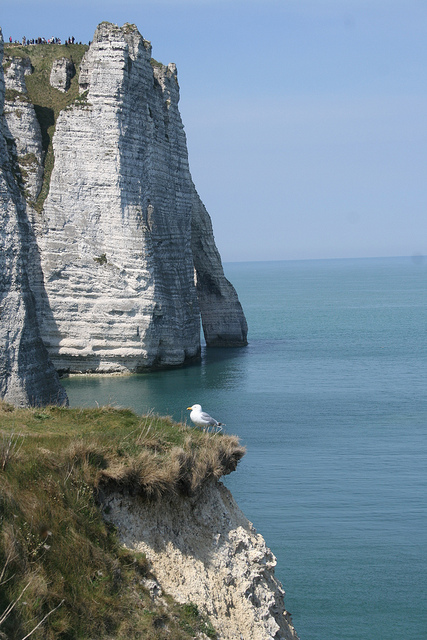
[{"xmin": 187, "ymin": 404, "xmax": 224, "ymax": 432}]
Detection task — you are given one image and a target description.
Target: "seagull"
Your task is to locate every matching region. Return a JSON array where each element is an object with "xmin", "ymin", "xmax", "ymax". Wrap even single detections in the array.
[{"xmin": 187, "ymin": 404, "xmax": 224, "ymax": 432}]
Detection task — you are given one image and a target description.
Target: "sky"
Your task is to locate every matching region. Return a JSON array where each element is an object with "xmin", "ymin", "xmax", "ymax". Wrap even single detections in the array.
[{"xmin": 2, "ymin": 0, "xmax": 426, "ymax": 262}]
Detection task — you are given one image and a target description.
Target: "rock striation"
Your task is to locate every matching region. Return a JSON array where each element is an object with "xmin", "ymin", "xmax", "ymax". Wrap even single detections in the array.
[
  {"xmin": 0, "ymin": 28, "xmax": 67, "ymax": 406},
  {"xmin": 33, "ymin": 22, "xmax": 247, "ymax": 373},
  {"xmin": 104, "ymin": 478, "xmax": 299, "ymax": 640}
]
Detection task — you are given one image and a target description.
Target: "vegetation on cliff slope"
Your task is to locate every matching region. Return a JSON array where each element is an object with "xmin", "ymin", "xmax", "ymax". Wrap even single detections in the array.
[{"xmin": 0, "ymin": 401, "xmax": 245, "ymax": 639}]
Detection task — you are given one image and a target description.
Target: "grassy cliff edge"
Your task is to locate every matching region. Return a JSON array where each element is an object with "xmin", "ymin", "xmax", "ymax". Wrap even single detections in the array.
[{"xmin": 0, "ymin": 401, "xmax": 245, "ymax": 639}]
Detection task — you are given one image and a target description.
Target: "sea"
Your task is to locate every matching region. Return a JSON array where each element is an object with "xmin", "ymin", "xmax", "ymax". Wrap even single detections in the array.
[{"xmin": 63, "ymin": 256, "xmax": 427, "ymax": 640}]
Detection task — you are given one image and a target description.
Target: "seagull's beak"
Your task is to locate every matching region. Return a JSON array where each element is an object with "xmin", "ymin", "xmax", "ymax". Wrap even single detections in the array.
[{"xmin": 187, "ymin": 406, "xmax": 192, "ymax": 410}]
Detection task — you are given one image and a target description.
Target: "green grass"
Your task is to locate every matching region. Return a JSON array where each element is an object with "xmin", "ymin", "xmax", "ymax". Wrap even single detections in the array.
[
  {"xmin": 0, "ymin": 402, "xmax": 245, "ymax": 638},
  {"xmin": 150, "ymin": 58, "xmax": 164, "ymax": 70},
  {"xmin": 4, "ymin": 88, "xmax": 30, "ymax": 103},
  {"xmin": 93, "ymin": 253, "xmax": 108, "ymax": 266},
  {"xmin": 3, "ymin": 44, "xmax": 89, "ymax": 212}
]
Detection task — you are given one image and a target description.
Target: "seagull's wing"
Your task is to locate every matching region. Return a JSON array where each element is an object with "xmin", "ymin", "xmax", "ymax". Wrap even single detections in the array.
[{"xmin": 200, "ymin": 411, "xmax": 218, "ymax": 424}]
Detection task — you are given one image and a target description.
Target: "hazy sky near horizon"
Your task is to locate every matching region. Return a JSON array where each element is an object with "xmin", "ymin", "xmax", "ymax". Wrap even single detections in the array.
[{"xmin": 2, "ymin": 0, "xmax": 426, "ymax": 262}]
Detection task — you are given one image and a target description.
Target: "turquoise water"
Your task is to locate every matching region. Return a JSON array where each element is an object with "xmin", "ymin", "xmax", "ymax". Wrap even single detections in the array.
[{"xmin": 63, "ymin": 257, "xmax": 427, "ymax": 640}]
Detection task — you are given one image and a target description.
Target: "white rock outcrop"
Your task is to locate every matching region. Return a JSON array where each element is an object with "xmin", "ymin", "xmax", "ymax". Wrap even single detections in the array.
[
  {"xmin": 34, "ymin": 22, "xmax": 247, "ymax": 373},
  {"xmin": 0, "ymin": 33, "xmax": 295, "ymax": 636},
  {"xmin": 49, "ymin": 56, "xmax": 75, "ymax": 92},
  {"xmin": 103, "ymin": 479, "xmax": 299, "ymax": 640},
  {"xmin": 191, "ymin": 194, "xmax": 248, "ymax": 346},
  {"xmin": 0, "ymin": 29, "xmax": 67, "ymax": 406},
  {"xmin": 2, "ymin": 55, "xmax": 44, "ymax": 202},
  {"xmin": 3, "ymin": 54, "xmax": 31, "ymax": 91}
]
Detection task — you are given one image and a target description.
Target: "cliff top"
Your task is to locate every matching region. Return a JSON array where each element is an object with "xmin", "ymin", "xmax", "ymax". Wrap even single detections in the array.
[
  {"xmin": 3, "ymin": 32, "xmax": 167, "ymax": 212},
  {"xmin": 0, "ymin": 400, "xmax": 245, "ymax": 637}
]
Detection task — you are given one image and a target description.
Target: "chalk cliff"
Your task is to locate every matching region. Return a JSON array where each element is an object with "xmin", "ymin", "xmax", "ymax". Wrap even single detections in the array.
[
  {"xmin": 104, "ymin": 478, "xmax": 299, "ymax": 640},
  {"xmin": 0, "ymin": 28, "xmax": 67, "ymax": 406},
  {"xmin": 1, "ymin": 21, "xmax": 247, "ymax": 382},
  {"xmin": 30, "ymin": 22, "xmax": 247, "ymax": 373}
]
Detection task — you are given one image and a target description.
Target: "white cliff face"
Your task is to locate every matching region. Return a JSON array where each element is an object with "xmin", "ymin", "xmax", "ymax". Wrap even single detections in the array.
[
  {"xmin": 1, "ymin": 21, "xmax": 247, "ymax": 380},
  {"xmin": 104, "ymin": 479, "xmax": 298, "ymax": 640},
  {"xmin": 0, "ymin": 29, "xmax": 67, "ymax": 407},
  {"xmin": 35, "ymin": 22, "xmax": 247, "ymax": 373},
  {"xmin": 2, "ymin": 55, "xmax": 44, "ymax": 202}
]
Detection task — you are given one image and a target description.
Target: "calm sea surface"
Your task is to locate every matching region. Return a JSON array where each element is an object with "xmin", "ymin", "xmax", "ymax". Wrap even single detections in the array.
[{"xmin": 63, "ymin": 257, "xmax": 427, "ymax": 640}]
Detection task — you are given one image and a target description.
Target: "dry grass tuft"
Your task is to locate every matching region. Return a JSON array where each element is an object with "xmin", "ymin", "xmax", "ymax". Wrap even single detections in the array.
[
  {"xmin": 100, "ymin": 449, "xmax": 179, "ymax": 499},
  {"xmin": 97, "ymin": 429, "xmax": 246, "ymax": 498},
  {"xmin": 0, "ymin": 433, "xmax": 24, "ymax": 471},
  {"xmin": 186, "ymin": 434, "xmax": 246, "ymax": 494}
]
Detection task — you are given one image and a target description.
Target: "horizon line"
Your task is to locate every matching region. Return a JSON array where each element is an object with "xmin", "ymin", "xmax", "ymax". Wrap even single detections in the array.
[{"xmin": 223, "ymin": 253, "xmax": 426, "ymax": 265}]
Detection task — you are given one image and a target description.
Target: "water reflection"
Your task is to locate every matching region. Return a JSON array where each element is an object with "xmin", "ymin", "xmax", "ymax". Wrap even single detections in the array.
[{"xmin": 62, "ymin": 345, "xmax": 249, "ymax": 423}]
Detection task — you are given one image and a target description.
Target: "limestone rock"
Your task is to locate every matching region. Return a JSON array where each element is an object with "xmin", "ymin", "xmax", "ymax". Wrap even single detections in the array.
[
  {"xmin": 2, "ymin": 54, "xmax": 44, "ymax": 201},
  {"xmin": 191, "ymin": 193, "xmax": 248, "ymax": 346},
  {"xmin": 0, "ymin": 29, "xmax": 67, "ymax": 407},
  {"xmin": 103, "ymin": 479, "xmax": 299, "ymax": 640},
  {"xmin": 3, "ymin": 54, "xmax": 31, "ymax": 92},
  {"xmin": 36, "ymin": 22, "xmax": 247, "ymax": 373},
  {"xmin": 49, "ymin": 57, "xmax": 75, "ymax": 92}
]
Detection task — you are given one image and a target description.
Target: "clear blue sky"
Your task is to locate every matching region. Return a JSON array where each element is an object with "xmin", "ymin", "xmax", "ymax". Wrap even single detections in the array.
[{"xmin": 2, "ymin": 1, "xmax": 426, "ymax": 262}]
